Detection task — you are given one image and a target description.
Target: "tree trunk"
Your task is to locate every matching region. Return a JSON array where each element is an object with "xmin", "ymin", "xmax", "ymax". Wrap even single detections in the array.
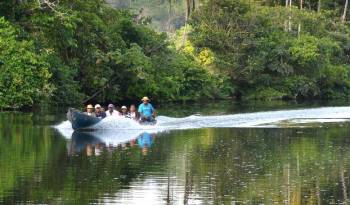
[
  {"xmin": 317, "ymin": 0, "xmax": 321, "ymax": 12},
  {"xmin": 298, "ymin": 0, "xmax": 303, "ymax": 37},
  {"xmin": 186, "ymin": 0, "xmax": 191, "ymax": 19},
  {"xmin": 285, "ymin": 0, "xmax": 289, "ymax": 31},
  {"xmin": 288, "ymin": 0, "xmax": 292, "ymax": 32},
  {"xmin": 342, "ymin": 0, "xmax": 349, "ymax": 23},
  {"xmin": 167, "ymin": 0, "xmax": 172, "ymax": 32},
  {"xmin": 182, "ymin": 0, "xmax": 191, "ymax": 48}
]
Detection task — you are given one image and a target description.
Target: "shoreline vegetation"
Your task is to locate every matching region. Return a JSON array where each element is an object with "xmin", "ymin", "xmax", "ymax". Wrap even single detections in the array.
[{"xmin": 1, "ymin": 0, "xmax": 350, "ymax": 110}]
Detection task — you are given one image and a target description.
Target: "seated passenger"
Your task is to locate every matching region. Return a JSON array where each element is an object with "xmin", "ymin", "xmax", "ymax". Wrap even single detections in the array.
[
  {"xmin": 120, "ymin": 106, "xmax": 128, "ymax": 117},
  {"xmin": 84, "ymin": 104, "xmax": 96, "ymax": 117},
  {"xmin": 138, "ymin": 96, "xmax": 156, "ymax": 122},
  {"xmin": 95, "ymin": 104, "xmax": 106, "ymax": 118},
  {"xmin": 127, "ymin": 104, "xmax": 140, "ymax": 120},
  {"xmin": 106, "ymin": 104, "xmax": 120, "ymax": 117}
]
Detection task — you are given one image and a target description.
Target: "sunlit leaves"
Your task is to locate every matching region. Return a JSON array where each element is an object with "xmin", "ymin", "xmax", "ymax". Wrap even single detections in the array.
[
  {"xmin": 289, "ymin": 35, "xmax": 320, "ymax": 67},
  {"xmin": 190, "ymin": 0, "xmax": 350, "ymax": 100}
]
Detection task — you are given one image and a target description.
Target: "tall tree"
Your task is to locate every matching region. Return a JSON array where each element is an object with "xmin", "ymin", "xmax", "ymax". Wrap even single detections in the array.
[
  {"xmin": 186, "ymin": 0, "xmax": 191, "ymax": 18},
  {"xmin": 288, "ymin": 0, "xmax": 292, "ymax": 31},
  {"xmin": 342, "ymin": 0, "xmax": 349, "ymax": 23},
  {"xmin": 285, "ymin": 0, "xmax": 289, "ymax": 31},
  {"xmin": 182, "ymin": 0, "xmax": 192, "ymax": 47},
  {"xmin": 317, "ymin": 0, "xmax": 321, "ymax": 12},
  {"xmin": 298, "ymin": 0, "xmax": 303, "ymax": 37},
  {"xmin": 167, "ymin": 0, "xmax": 172, "ymax": 32}
]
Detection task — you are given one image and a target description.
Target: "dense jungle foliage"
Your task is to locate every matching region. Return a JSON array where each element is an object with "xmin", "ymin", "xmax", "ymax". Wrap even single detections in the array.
[
  {"xmin": 0, "ymin": 0, "xmax": 350, "ymax": 108},
  {"xmin": 0, "ymin": 0, "xmax": 223, "ymax": 109},
  {"xmin": 189, "ymin": 0, "xmax": 350, "ymax": 100}
]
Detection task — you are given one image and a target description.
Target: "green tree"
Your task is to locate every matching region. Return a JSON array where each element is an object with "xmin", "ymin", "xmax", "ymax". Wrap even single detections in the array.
[
  {"xmin": 190, "ymin": 0, "xmax": 350, "ymax": 100},
  {"xmin": 0, "ymin": 17, "xmax": 52, "ymax": 109}
]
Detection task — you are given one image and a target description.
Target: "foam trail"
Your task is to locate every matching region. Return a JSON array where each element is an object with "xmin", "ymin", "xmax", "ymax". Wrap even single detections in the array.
[
  {"xmin": 155, "ymin": 106, "xmax": 350, "ymax": 129},
  {"xmin": 54, "ymin": 106, "xmax": 350, "ymax": 144},
  {"xmin": 55, "ymin": 120, "xmax": 74, "ymax": 139}
]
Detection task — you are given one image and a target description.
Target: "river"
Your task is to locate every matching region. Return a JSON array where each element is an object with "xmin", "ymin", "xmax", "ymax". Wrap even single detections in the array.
[{"xmin": 1, "ymin": 101, "xmax": 350, "ymax": 204}]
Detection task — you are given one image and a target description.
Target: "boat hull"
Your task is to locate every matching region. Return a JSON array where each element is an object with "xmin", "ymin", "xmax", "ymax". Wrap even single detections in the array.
[{"xmin": 67, "ymin": 108, "xmax": 102, "ymax": 130}]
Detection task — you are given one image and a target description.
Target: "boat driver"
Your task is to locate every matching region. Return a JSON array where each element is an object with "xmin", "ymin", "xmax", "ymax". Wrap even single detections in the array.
[{"xmin": 138, "ymin": 96, "xmax": 156, "ymax": 122}]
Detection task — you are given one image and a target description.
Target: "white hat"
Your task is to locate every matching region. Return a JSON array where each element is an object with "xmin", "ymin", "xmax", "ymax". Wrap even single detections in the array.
[
  {"xmin": 121, "ymin": 106, "xmax": 127, "ymax": 109},
  {"xmin": 95, "ymin": 104, "xmax": 101, "ymax": 109}
]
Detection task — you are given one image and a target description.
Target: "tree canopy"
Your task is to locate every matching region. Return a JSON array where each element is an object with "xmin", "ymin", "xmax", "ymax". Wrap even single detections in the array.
[
  {"xmin": 189, "ymin": 0, "xmax": 350, "ymax": 100},
  {"xmin": 0, "ymin": 0, "xmax": 222, "ymax": 108},
  {"xmin": 1, "ymin": 0, "xmax": 350, "ymax": 108}
]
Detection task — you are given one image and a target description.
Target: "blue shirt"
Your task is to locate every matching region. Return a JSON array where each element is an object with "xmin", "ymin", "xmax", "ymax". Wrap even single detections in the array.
[{"xmin": 138, "ymin": 103, "xmax": 154, "ymax": 117}]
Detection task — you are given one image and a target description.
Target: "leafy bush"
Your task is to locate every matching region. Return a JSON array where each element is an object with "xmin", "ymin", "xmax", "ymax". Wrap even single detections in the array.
[{"xmin": 0, "ymin": 17, "xmax": 53, "ymax": 109}]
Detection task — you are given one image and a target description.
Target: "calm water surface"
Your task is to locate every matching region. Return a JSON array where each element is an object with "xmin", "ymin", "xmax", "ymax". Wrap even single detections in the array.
[{"xmin": 1, "ymin": 102, "xmax": 350, "ymax": 204}]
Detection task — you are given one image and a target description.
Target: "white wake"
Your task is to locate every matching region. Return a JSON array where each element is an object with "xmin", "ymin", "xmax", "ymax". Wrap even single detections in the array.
[{"xmin": 55, "ymin": 106, "xmax": 350, "ymax": 145}]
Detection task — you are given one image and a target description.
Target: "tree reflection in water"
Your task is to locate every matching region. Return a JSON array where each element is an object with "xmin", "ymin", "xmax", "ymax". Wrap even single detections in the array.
[{"xmin": 1, "ymin": 111, "xmax": 350, "ymax": 204}]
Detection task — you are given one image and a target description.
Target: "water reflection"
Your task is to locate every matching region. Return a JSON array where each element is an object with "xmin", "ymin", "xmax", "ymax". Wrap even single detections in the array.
[
  {"xmin": 2, "ymin": 111, "xmax": 350, "ymax": 204},
  {"xmin": 68, "ymin": 131, "xmax": 156, "ymax": 157},
  {"xmin": 137, "ymin": 133, "xmax": 155, "ymax": 156},
  {"xmin": 68, "ymin": 131, "xmax": 104, "ymax": 156},
  {"xmin": 63, "ymin": 125, "xmax": 350, "ymax": 205}
]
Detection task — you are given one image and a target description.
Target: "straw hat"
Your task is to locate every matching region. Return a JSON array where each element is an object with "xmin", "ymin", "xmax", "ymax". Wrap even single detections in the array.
[
  {"xmin": 141, "ymin": 96, "xmax": 150, "ymax": 102},
  {"xmin": 87, "ymin": 104, "xmax": 94, "ymax": 109}
]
